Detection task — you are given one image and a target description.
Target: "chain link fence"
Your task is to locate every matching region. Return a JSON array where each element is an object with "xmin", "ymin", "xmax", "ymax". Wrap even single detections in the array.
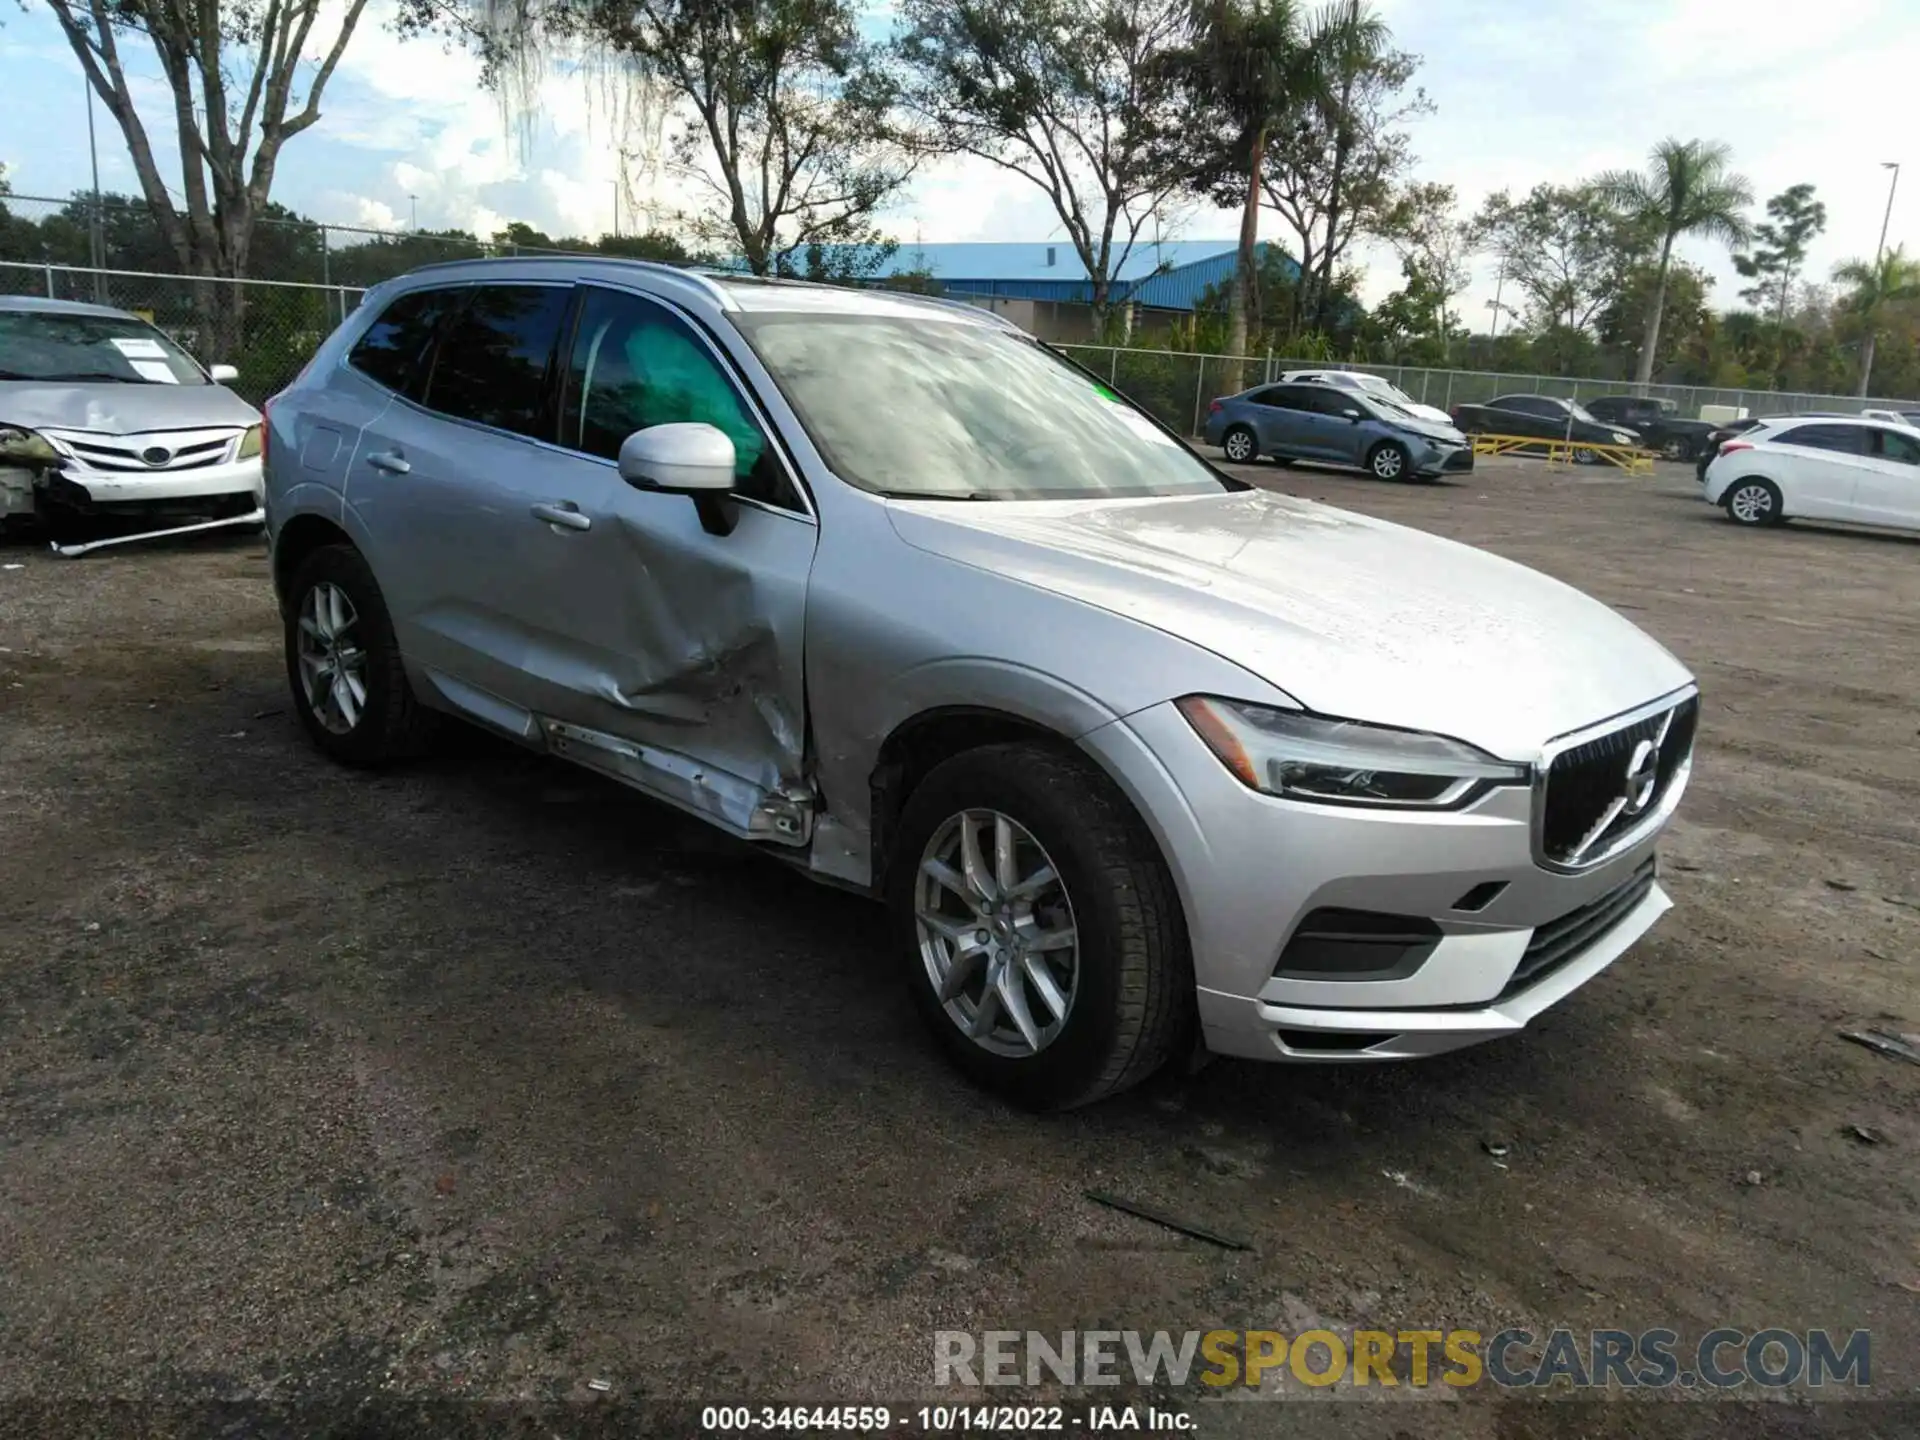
[
  {"xmin": 0, "ymin": 261, "xmax": 362, "ymax": 406},
  {"xmin": 1056, "ymin": 344, "xmax": 1911, "ymax": 438}
]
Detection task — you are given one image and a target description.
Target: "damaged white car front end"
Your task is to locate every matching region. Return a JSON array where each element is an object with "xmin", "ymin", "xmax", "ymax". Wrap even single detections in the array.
[{"xmin": 1, "ymin": 295, "xmax": 265, "ymax": 553}]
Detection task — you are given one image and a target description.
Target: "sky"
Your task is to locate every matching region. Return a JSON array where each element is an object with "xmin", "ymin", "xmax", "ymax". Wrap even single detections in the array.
[{"xmin": 2, "ymin": 0, "xmax": 1914, "ymax": 324}]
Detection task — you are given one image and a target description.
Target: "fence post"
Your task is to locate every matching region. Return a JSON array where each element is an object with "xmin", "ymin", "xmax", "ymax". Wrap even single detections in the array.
[
  {"xmin": 1444, "ymin": 372, "xmax": 1453, "ymax": 409},
  {"xmin": 45, "ymin": 258, "xmax": 55, "ymax": 298},
  {"xmin": 320, "ymin": 224, "xmax": 331, "ymax": 294},
  {"xmin": 1110, "ymin": 348, "xmax": 1118, "ymax": 383},
  {"xmin": 1192, "ymin": 358, "xmax": 1206, "ymax": 437}
]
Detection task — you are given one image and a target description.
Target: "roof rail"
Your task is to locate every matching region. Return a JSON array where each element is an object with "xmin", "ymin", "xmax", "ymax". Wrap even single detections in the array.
[{"xmin": 392, "ymin": 253, "xmax": 735, "ymax": 306}]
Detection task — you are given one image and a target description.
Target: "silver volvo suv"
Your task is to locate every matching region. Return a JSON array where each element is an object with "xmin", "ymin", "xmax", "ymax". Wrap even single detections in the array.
[{"xmin": 263, "ymin": 258, "xmax": 1697, "ymax": 1109}]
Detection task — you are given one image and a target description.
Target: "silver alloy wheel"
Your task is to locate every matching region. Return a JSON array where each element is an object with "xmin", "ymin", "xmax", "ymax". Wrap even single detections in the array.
[
  {"xmin": 914, "ymin": 808, "xmax": 1079, "ymax": 1058},
  {"xmin": 1573, "ymin": 447, "xmax": 1598, "ymax": 465},
  {"xmin": 296, "ymin": 581, "xmax": 368, "ymax": 734},
  {"xmin": 1371, "ymin": 445, "xmax": 1404, "ymax": 478},
  {"xmin": 1729, "ymin": 483, "xmax": 1773, "ymax": 524},
  {"xmin": 1223, "ymin": 429, "xmax": 1255, "ymax": 462}
]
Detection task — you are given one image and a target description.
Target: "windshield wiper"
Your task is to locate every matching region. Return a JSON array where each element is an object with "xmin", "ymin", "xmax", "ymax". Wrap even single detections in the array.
[
  {"xmin": 39, "ymin": 370, "xmax": 162, "ymax": 384},
  {"xmin": 873, "ymin": 488, "xmax": 1003, "ymax": 501}
]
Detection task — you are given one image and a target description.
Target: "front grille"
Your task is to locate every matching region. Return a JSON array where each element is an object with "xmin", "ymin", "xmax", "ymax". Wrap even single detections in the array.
[
  {"xmin": 1499, "ymin": 859, "xmax": 1657, "ymax": 999},
  {"xmin": 1539, "ymin": 696, "xmax": 1697, "ymax": 867},
  {"xmin": 43, "ymin": 428, "xmax": 241, "ymax": 475},
  {"xmin": 1443, "ymin": 447, "xmax": 1475, "ymax": 471}
]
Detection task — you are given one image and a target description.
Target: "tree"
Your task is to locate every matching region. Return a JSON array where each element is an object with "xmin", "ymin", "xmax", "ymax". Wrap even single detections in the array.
[
  {"xmin": 1594, "ymin": 138, "xmax": 1753, "ymax": 387},
  {"xmin": 1379, "ymin": 180, "xmax": 1471, "ymax": 358},
  {"xmin": 470, "ymin": 0, "xmax": 914, "ymax": 277},
  {"xmin": 893, "ymin": 0, "xmax": 1189, "ymax": 330},
  {"xmin": 41, "ymin": 0, "xmax": 373, "ymax": 355},
  {"xmin": 1472, "ymin": 183, "xmax": 1649, "ymax": 341},
  {"xmin": 1166, "ymin": 0, "xmax": 1349, "ymax": 389},
  {"xmin": 1831, "ymin": 243, "xmax": 1920, "ymax": 397},
  {"xmin": 1597, "ymin": 258, "xmax": 1713, "ymax": 378},
  {"xmin": 1260, "ymin": 2, "xmax": 1422, "ymax": 334},
  {"xmin": 1733, "ymin": 183, "xmax": 1826, "ymax": 327}
]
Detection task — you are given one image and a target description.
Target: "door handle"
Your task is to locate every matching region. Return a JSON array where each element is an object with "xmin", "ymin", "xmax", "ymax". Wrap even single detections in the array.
[
  {"xmin": 366, "ymin": 450, "xmax": 410, "ymax": 475},
  {"xmin": 530, "ymin": 501, "xmax": 591, "ymax": 532}
]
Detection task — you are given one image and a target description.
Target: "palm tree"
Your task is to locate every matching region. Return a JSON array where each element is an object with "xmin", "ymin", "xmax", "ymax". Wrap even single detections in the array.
[
  {"xmin": 1832, "ymin": 244, "xmax": 1920, "ymax": 397},
  {"xmin": 1596, "ymin": 139, "xmax": 1754, "ymax": 387},
  {"xmin": 1176, "ymin": 0, "xmax": 1380, "ymax": 389}
]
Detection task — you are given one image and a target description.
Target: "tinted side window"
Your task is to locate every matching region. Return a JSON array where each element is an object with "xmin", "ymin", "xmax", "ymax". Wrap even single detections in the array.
[
  {"xmin": 1266, "ymin": 386, "xmax": 1318, "ymax": 412},
  {"xmin": 559, "ymin": 287, "xmax": 791, "ymax": 509},
  {"xmin": 1782, "ymin": 424, "xmax": 1871, "ymax": 455},
  {"xmin": 1298, "ymin": 388, "xmax": 1352, "ymax": 417},
  {"xmin": 1876, "ymin": 429, "xmax": 1920, "ymax": 465},
  {"xmin": 1246, "ymin": 388, "xmax": 1288, "ymax": 407},
  {"xmin": 347, "ymin": 288, "xmax": 459, "ymax": 397},
  {"xmin": 423, "ymin": 285, "xmax": 572, "ymax": 437},
  {"xmin": 1493, "ymin": 395, "xmax": 1543, "ymax": 415}
]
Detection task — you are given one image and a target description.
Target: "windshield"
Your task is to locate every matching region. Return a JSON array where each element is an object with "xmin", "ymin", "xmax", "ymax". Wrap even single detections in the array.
[
  {"xmin": 1355, "ymin": 374, "xmax": 1418, "ymax": 407},
  {"xmin": 0, "ymin": 309, "xmax": 208, "ymax": 385},
  {"xmin": 1567, "ymin": 401, "xmax": 1602, "ymax": 424},
  {"xmin": 733, "ymin": 314, "xmax": 1232, "ymax": 500},
  {"xmin": 1354, "ymin": 390, "xmax": 1419, "ymax": 422}
]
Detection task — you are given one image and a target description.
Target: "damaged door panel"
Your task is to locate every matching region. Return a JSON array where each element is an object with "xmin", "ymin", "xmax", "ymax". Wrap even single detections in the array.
[{"xmin": 444, "ymin": 282, "xmax": 820, "ymax": 834}]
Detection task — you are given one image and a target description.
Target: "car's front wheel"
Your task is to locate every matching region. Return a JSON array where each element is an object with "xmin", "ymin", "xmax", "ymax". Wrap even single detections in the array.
[
  {"xmin": 284, "ymin": 543, "xmax": 437, "ymax": 765},
  {"xmin": 1366, "ymin": 440, "xmax": 1410, "ymax": 480},
  {"xmin": 887, "ymin": 743, "xmax": 1191, "ymax": 1110},
  {"xmin": 1724, "ymin": 477, "xmax": 1785, "ymax": 527},
  {"xmin": 1221, "ymin": 425, "xmax": 1258, "ymax": 464}
]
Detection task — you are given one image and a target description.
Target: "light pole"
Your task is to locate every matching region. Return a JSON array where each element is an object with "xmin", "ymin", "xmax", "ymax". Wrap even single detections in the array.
[
  {"xmin": 1860, "ymin": 162, "xmax": 1901, "ymax": 398},
  {"xmin": 84, "ymin": 74, "xmax": 105, "ymax": 301},
  {"xmin": 1874, "ymin": 162, "xmax": 1901, "ymax": 265},
  {"xmin": 1487, "ymin": 257, "xmax": 1508, "ymax": 339},
  {"xmin": 409, "ymin": 194, "xmax": 419, "ymax": 232}
]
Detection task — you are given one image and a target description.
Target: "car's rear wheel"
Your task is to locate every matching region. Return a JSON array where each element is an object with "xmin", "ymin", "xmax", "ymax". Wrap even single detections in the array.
[
  {"xmin": 1366, "ymin": 440, "xmax": 1409, "ymax": 480},
  {"xmin": 284, "ymin": 543, "xmax": 437, "ymax": 765},
  {"xmin": 1572, "ymin": 446, "xmax": 1601, "ymax": 466},
  {"xmin": 887, "ymin": 742, "xmax": 1191, "ymax": 1111},
  {"xmin": 1221, "ymin": 426, "xmax": 1258, "ymax": 464},
  {"xmin": 1724, "ymin": 477, "xmax": 1784, "ymax": 527},
  {"xmin": 1661, "ymin": 437, "xmax": 1694, "ymax": 461}
]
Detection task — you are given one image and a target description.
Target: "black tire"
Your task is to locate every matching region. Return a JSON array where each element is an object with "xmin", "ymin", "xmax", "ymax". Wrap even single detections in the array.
[
  {"xmin": 1572, "ymin": 446, "xmax": 1601, "ymax": 466},
  {"xmin": 886, "ymin": 742, "xmax": 1192, "ymax": 1111},
  {"xmin": 283, "ymin": 543, "xmax": 437, "ymax": 766},
  {"xmin": 1723, "ymin": 477, "xmax": 1785, "ymax": 528},
  {"xmin": 1271, "ymin": 457, "xmax": 1296, "ymax": 468},
  {"xmin": 1366, "ymin": 440, "xmax": 1410, "ymax": 481},
  {"xmin": 1662, "ymin": 436, "xmax": 1694, "ymax": 462},
  {"xmin": 1220, "ymin": 425, "xmax": 1259, "ymax": 464}
]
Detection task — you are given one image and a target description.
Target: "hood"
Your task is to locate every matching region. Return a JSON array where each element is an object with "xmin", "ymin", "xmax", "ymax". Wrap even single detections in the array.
[
  {"xmin": 0, "ymin": 381, "xmax": 259, "ymax": 434},
  {"xmin": 1391, "ymin": 412, "xmax": 1466, "ymax": 442},
  {"xmin": 887, "ymin": 489, "xmax": 1692, "ymax": 760},
  {"xmin": 1399, "ymin": 401, "xmax": 1457, "ymax": 427}
]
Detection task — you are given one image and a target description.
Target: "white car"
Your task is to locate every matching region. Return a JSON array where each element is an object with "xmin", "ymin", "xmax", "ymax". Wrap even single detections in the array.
[
  {"xmin": 0, "ymin": 296, "xmax": 263, "ymax": 542},
  {"xmin": 1281, "ymin": 369, "xmax": 1455, "ymax": 427},
  {"xmin": 1703, "ymin": 415, "xmax": 1920, "ymax": 532},
  {"xmin": 1861, "ymin": 406, "xmax": 1920, "ymax": 427}
]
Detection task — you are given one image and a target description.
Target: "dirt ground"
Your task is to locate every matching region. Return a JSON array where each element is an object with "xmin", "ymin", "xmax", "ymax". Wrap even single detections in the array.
[{"xmin": 2, "ymin": 455, "xmax": 1917, "ymax": 1439}]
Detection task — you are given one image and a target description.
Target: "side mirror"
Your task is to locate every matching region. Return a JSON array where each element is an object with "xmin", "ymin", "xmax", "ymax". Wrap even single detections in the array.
[
  {"xmin": 1342, "ymin": 409, "xmax": 1362, "ymax": 422},
  {"xmin": 209, "ymin": 363, "xmax": 239, "ymax": 384},
  {"xmin": 617, "ymin": 422, "xmax": 738, "ymax": 536}
]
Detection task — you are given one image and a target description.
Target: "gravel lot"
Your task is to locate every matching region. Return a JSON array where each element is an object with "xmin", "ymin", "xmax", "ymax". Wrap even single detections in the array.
[{"xmin": 2, "ymin": 455, "xmax": 1916, "ymax": 1437}]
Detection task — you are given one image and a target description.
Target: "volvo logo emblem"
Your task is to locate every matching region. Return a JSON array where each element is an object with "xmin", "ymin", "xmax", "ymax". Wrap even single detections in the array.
[
  {"xmin": 1621, "ymin": 738, "xmax": 1660, "ymax": 816},
  {"xmin": 140, "ymin": 445, "xmax": 172, "ymax": 467}
]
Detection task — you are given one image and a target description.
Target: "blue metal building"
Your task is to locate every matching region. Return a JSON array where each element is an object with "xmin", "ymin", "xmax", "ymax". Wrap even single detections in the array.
[{"xmin": 873, "ymin": 239, "xmax": 1297, "ymax": 312}]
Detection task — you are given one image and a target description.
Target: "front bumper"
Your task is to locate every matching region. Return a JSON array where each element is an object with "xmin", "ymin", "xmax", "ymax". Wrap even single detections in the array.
[
  {"xmin": 1079, "ymin": 700, "xmax": 1686, "ymax": 1064},
  {"xmin": 51, "ymin": 456, "xmax": 263, "ymax": 509},
  {"xmin": 1413, "ymin": 440, "xmax": 1474, "ymax": 475}
]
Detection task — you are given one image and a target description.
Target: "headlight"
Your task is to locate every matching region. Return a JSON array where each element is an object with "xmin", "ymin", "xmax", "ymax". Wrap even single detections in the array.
[
  {"xmin": 237, "ymin": 424, "xmax": 263, "ymax": 459},
  {"xmin": 0, "ymin": 426, "xmax": 60, "ymax": 464},
  {"xmin": 1613, "ymin": 431, "xmax": 1636, "ymax": 445},
  {"xmin": 1176, "ymin": 697, "xmax": 1530, "ymax": 808}
]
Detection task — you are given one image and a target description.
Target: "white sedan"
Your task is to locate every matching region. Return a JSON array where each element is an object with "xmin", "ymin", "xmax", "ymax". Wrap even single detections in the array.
[
  {"xmin": 1702, "ymin": 416, "xmax": 1920, "ymax": 533},
  {"xmin": 1279, "ymin": 368, "xmax": 1456, "ymax": 426}
]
